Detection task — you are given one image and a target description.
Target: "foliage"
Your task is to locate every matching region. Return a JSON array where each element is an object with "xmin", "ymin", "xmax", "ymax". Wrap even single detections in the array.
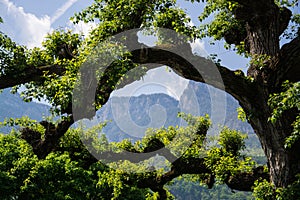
[
  {"xmin": 237, "ymin": 107, "xmax": 247, "ymax": 122},
  {"xmin": 205, "ymin": 127, "xmax": 255, "ymax": 182},
  {"xmin": 19, "ymin": 30, "xmax": 84, "ymax": 114},
  {"xmin": 0, "ymin": 130, "xmax": 37, "ymax": 199},
  {"xmin": 0, "ymin": 129, "xmax": 149, "ymax": 200},
  {"xmin": 1, "ymin": 0, "xmax": 300, "ymax": 199},
  {"xmin": 218, "ymin": 127, "xmax": 247, "ymax": 155},
  {"xmin": 253, "ymin": 175, "xmax": 300, "ymax": 200},
  {"xmin": 0, "ymin": 33, "xmax": 28, "ymax": 76},
  {"xmin": 0, "ymin": 116, "xmax": 44, "ymax": 133},
  {"xmin": 269, "ymin": 81, "xmax": 300, "ymax": 148},
  {"xmin": 277, "ymin": 174, "xmax": 300, "ymax": 200},
  {"xmin": 0, "ymin": 113, "xmax": 260, "ymax": 199},
  {"xmin": 253, "ymin": 179, "xmax": 276, "ymax": 200}
]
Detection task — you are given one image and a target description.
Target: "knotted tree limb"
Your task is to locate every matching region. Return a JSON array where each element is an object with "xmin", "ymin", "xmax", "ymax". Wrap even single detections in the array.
[
  {"xmin": 130, "ymin": 155, "xmax": 268, "ymax": 199},
  {"xmin": 20, "ymin": 116, "xmax": 74, "ymax": 159},
  {"xmin": 0, "ymin": 64, "xmax": 65, "ymax": 89},
  {"xmin": 80, "ymin": 134, "xmax": 269, "ymax": 199},
  {"xmin": 231, "ymin": 0, "xmax": 291, "ymax": 55},
  {"xmin": 272, "ymin": 35, "xmax": 300, "ymax": 87}
]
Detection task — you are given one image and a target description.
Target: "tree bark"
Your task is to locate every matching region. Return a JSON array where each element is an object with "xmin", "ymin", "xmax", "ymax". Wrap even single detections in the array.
[
  {"xmin": 128, "ymin": 33, "xmax": 300, "ymax": 188},
  {"xmin": 21, "ymin": 117, "xmax": 74, "ymax": 159},
  {"xmin": 0, "ymin": 64, "xmax": 65, "ymax": 89},
  {"xmin": 240, "ymin": 90, "xmax": 300, "ymax": 188},
  {"xmin": 232, "ymin": 0, "xmax": 300, "ymax": 188}
]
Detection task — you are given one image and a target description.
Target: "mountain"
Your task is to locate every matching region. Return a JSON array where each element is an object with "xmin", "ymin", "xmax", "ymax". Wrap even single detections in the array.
[
  {"xmin": 0, "ymin": 89, "xmax": 50, "ymax": 133},
  {"xmin": 97, "ymin": 93, "xmax": 181, "ymax": 141},
  {"xmin": 96, "ymin": 81, "xmax": 253, "ymax": 142},
  {"xmin": 181, "ymin": 81, "xmax": 253, "ymax": 133},
  {"xmin": 0, "ymin": 82, "xmax": 262, "ymax": 162},
  {"xmin": 0, "ymin": 81, "xmax": 254, "ymax": 141}
]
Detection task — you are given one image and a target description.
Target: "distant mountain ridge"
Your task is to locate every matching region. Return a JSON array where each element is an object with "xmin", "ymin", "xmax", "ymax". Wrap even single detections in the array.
[
  {"xmin": 0, "ymin": 82, "xmax": 253, "ymax": 141},
  {"xmin": 0, "ymin": 89, "xmax": 50, "ymax": 133},
  {"xmin": 97, "ymin": 81, "xmax": 253, "ymax": 142}
]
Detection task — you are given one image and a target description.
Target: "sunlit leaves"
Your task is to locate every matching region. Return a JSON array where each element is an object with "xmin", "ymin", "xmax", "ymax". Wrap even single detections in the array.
[
  {"xmin": 237, "ymin": 107, "xmax": 247, "ymax": 122},
  {"xmin": 152, "ymin": 7, "xmax": 198, "ymax": 39},
  {"xmin": 20, "ymin": 152, "xmax": 96, "ymax": 200},
  {"xmin": 0, "ymin": 130, "xmax": 148, "ymax": 199},
  {"xmin": 0, "ymin": 116, "xmax": 45, "ymax": 134},
  {"xmin": 0, "ymin": 132, "xmax": 37, "ymax": 199},
  {"xmin": 72, "ymin": 0, "xmax": 198, "ymax": 43},
  {"xmin": 269, "ymin": 81, "xmax": 300, "ymax": 148},
  {"xmin": 253, "ymin": 179, "xmax": 276, "ymax": 200},
  {"xmin": 205, "ymin": 127, "xmax": 254, "ymax": 182},
  {"xmin": 218, "ymin": 127, "xmax": 247, "ymax": 155},
  {"xmin": 253, "ymin": 174, "xmax": 300, "ymax": 200},
  {"xmin": 275, "ymin": 0, "xmax": 299, "ymax": 7},
  {"xmin": 198, "ymin": 1, "xmax": 239, "ymax": 33},
  {"xmin": 42, "ymin": 29, "xmax": 82, "ymax": 61},
  {"xmin": 18, "ymin": 30, "xmax": 84, "ymax": 114},
  {"xmin": 0, "ymin": 33, "xmax": 28, "ymax": 76}
]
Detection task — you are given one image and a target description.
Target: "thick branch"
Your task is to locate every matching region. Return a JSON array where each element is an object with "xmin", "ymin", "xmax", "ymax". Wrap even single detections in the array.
[
  {"xmin": 134, "ymin": 157, "xmax": 268, "ymax": 197},
  {"xmin": 95, "ymin": 146, "xmax": 177, "ymax": 164},
  {"xmin": 129, "ymin": 46, "xmax": 257, "ymax": 107},
  {"xmin": 83, "ymin": 136, "xmax": 268, "ymax": 194},
  {"xmin": 74, "ymin": 43, "xmax": 258, "ymax": 125},
  {"xmin": 225, "ymin": 166, "xmax": 270, "ymax": 191},
  {"xmin": 232, "ymin": 0, "xmax": 291, "ymax": 57},
  {"xmin": 273, "ymin": 35, "xmax": 300, "ymax": 86},
  {"xmin": 21, "ymin": 117, "xmax": 74, "ymax": 159},
  {"xmin": 0, "ymin": 64, "xmax": 65, "ymax": 89}
]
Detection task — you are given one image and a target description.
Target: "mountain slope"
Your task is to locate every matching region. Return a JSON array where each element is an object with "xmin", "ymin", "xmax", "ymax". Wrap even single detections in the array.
[
  {"xmin": 0, "ymin": 89, "xmax": 50, "ymax": 133},
  {"xmin": 0, "ymin": 81, "xmax": 253, "ymax": 141},
  {"xmin": 97, "ymin": 81, "xmax": 253, "ymax": 142}
]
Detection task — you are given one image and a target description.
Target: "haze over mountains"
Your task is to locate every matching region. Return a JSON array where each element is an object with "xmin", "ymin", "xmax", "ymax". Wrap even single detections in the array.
[
  {"xmin": 97, "ymin": 81, "xmax": 253, "ymax": 141},
  {"xmin": 0, "ymin": 81, "xmax": 253, "ymax": 142},
  {"xmin": 0, "ymin": 89, "xmax": 50, "ymax": 132}
]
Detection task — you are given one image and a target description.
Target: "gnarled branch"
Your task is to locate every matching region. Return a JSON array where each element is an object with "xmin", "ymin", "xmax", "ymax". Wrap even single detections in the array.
[
  {"xmin": 20, "ymin": 116, "xmax": 74, "ymax": 159},
  {"xmin": 273, "ymin": 35, "xmax": 300, "ymax": 87},
  {"xmin": 0, "ymin": 64, "xmax": 65, "ymax": 89},
  {"xmin": 128, "ymin": 45, "xmax": 257, "ymax": 109}
]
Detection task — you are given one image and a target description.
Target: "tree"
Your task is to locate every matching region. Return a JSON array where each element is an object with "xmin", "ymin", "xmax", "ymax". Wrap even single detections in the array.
[
  {"xmin": 0, "ymin": 0, "xmax": 299, "ymax": 199},
  {"xmin": 0, "ymin": 129, "xmax": 150, "ymax": 200}
]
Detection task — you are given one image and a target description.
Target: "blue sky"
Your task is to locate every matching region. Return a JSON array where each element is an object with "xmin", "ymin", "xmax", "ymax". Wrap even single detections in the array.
[
  {"xmin": 0, "ymin": 0, "xmax": 248, "ymax": 65},
  {"xmin": 0, "ymin": 0, "xmax": 94, "ymax": 47},
  {"xmin": 0, "ymin": 0, "xmax": 248, "ymax": 100}
]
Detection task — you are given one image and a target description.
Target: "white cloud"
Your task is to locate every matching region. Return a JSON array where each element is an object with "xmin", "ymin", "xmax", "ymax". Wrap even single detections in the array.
[
  {"xmin": 190, "ymin": 39, "xmax": 207, "ymax": 57},
  {"xmin": 70, "ymin": 20, "xmax": 97, "ymax": 37},
  {"xmin": 0, "ymin": 0, "xmax": 80, "ymax": 48},
  {"xmin": 51, "ymin": 0, "xmax": 78, "ymax": 24},
  {"xmin": 112, "ymin": 66, "xmax": 189, "ymax": 100},
  {"xmin": 186, "ymin": 14, "xmax": 195, "ymax": 27},
  {"xmin": 0, "ymin": 0, "xmax": 51, "ymax": 48}
]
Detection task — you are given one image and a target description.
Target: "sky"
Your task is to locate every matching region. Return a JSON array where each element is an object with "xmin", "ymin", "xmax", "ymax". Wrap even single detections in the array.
[
  {"xmin": 0, "ymin": 0, "xmax": 250, "ymax": 143},
  {"xmin": 0, "ymin": 0, "xmax": 95, "ymax": 48},
  {"xmin": 0, "ymin": 0, "xmax": 248, "ymax": 101}
]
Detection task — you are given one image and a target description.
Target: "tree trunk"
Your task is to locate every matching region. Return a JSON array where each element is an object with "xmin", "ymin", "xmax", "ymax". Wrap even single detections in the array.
[
  {"xmin": 241, "ymin": 88, "xmax": 300, "ymax": 188},
  {"xmin": 252, "ymin": 115, "xmax": 300, "ymax": 188},
  {"xmin": 233, "ymin": 0, "xmax": 300, "ymax": 188}
]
